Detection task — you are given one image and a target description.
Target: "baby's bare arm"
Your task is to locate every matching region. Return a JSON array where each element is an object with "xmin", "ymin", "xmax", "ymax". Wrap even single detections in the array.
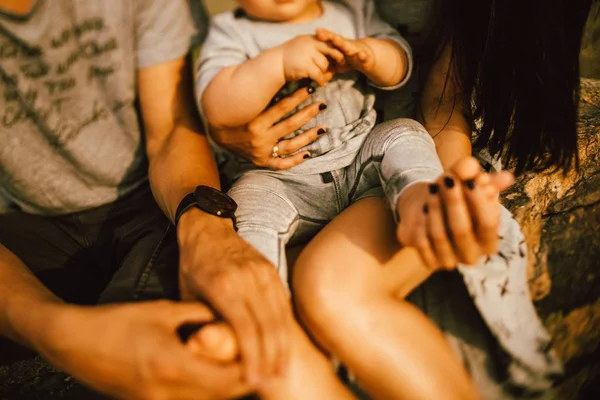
[
  {"xmin": 203, "ymin": 36, "xmax": 344, "ymax": 130},
  {"xmin": 202, "ymin": 47, "xmax": 287, "ymax": 129},
  {"xmin": 359, "ymin": 37, "xmax": 408, "ymax": 87}
]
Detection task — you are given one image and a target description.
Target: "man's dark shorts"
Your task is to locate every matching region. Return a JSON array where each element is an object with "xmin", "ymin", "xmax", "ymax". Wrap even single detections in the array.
[{"xmin": 0, "ymin": 184, "xmax": 179, "ymax": 305}]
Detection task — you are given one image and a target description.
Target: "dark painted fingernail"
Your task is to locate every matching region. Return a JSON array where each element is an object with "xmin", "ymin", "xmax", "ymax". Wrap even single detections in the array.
[
  {"xmin": 307, "ymin": 86, "xmax": 315, "ymax": 94},
  {"xmin": 303, "ymin": 153, "xmax": 311, "ymax": 159},
  {"xmin": 429, "ymin": 183, "xmax": 440, "ymax": 195},
  {"xmin": 465, "ymin": 179, "xmax": 476, "ymax": 190},
  {"xmin": 423, "ymin": 204, "xmax": 429, "ymax": 214},
  {"xmin": 317, "ymin": 128, "xmax": 326, "ymax": 135},
  {"xmin": 444, "ymin": 177, "xmax": 455, "ymax": 188},
  {"xmin": 319, "ymin": 103, "xmax": 327, "ymax": 111}
]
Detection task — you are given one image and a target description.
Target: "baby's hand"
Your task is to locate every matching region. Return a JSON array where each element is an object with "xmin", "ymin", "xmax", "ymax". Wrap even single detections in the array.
[
  {"xmin": 279, "ymin": 35, "xmax": 345, "ymax": 86},
  {"xmin": 315, "ymin": 28, "xmax": 375, "ymax": 74},
  {"xmin": 396, "ymin": 157, "xmax": 514, "ymax": 270}
]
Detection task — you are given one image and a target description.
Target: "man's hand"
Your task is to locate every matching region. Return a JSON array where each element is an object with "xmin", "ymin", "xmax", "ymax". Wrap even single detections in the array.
[
  {"xmin": 279, "ymin": 35, "xmax": 345, "ymax": 86},
  {"xmin": 396, "ymin": 157, "xmax": 514, "ymax": 269},
  {"xmin": 177, "ymin": 209, "xmax": 293, "ymax": 386},
  {"xmin": 43, "ymin": 301, "xmax": 251, "ymax": 400},
  {"xmin": 315, "ymin": 28, "xmax": 375, "ymax": 74}
]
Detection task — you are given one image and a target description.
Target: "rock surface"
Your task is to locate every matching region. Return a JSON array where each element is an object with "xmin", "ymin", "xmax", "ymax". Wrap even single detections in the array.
[{"xmin": 502, "ymin": 78, "xmax": 600, "ymax": 400}]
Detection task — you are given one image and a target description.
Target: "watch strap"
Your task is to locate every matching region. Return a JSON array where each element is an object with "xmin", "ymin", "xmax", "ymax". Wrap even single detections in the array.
[
  {"xmin": 174, "ymin": 190, "xmax": 238, "ymax": 231},
  {"xmin": 174, "ymin": 193, "xmax": 198, "ymax": 227}
]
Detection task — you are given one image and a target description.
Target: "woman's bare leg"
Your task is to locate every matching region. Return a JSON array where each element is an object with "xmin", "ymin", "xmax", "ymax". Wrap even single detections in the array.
[
  {"xmin": 293, "ymin": 197, "xmax": 479, "ymax": 400},
  {"xmin": 188, "ymin": 322, "xmax": 354, "ymax": 400}
]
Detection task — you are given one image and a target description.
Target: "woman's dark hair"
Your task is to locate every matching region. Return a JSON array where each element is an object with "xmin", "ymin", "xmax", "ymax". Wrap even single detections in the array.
[{"xmin": 421, "ymin": 0, "xmax": 595, "ymax": 174}]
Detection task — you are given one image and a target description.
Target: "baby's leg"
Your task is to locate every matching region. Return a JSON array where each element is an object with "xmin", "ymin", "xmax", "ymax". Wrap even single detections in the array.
[
  {"xmin": 228, "ymin": 171, "xmax": 301, "ymax": 285},
  {"xmin": 349, "ymin": 118, "xmax": 444, "ymax": 218},
  {"xmin": 294, "ymin": 196, "xmax": 479, "ymax": 400}
]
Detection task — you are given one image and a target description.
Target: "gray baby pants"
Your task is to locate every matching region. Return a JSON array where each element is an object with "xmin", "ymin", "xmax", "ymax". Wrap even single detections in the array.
[{"xmin": 228, "ymin": 118, "xmax": 440, "ymax": 284}]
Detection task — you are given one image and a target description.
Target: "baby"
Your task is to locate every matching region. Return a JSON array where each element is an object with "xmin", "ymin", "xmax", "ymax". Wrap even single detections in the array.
[{"xmin": 196, "ymin": 0, "xmax": 444, "ymax": 285}]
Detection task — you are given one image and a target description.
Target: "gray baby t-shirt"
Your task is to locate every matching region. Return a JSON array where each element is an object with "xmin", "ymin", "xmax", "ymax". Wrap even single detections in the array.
[{"xmin": 196, "ymin": 0, "xmax": 413, "ymax": 174}]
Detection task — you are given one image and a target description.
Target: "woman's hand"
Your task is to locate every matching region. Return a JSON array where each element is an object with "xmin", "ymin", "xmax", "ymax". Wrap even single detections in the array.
[
  {"xmin": 396, "ymin": 157, "xmax": 514, "ymax": 270},
  {"xmin": 210, "ymin": 87, "xmax": 328, "ymax": 171}
]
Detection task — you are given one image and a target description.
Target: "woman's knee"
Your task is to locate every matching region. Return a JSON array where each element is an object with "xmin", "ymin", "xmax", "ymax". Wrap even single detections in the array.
[{"xmin": 292, "ymin": 255, "xmax": 377, "ymax": 337}]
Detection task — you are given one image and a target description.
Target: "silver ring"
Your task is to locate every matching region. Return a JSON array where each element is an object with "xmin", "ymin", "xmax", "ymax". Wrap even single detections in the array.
[{"xmin": 272, "ymin": 144, "xmax": 279, "ymax": 158}]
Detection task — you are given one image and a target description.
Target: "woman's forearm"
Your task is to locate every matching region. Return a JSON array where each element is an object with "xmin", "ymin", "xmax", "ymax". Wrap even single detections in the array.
[
  {"xmin": 428, "ymin": 127, "xmax": 472, "ymax": 170},
  {"xmin": 202, "ymin": 48, "xmax": 286, "ymax": 129},
  {"xmin": 418, "ymin": 42, "xmax": 473, "ymax": 170}
]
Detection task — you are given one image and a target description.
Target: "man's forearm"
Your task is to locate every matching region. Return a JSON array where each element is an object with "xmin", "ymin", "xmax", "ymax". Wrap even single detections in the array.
[
  {"xmin": 0, "ymin": 245, "xmax": 64, "ymax": 349},
  {"xmin": 147, "ymin": 124, "xmax": 222, "ymax": 223},
  {"xmin": 361, "ymin": 38, "xmax": 407, "ymax": 87},
  {"xmin": 202, "ymin": 48, "xmax": 286, "ymax": 129}
]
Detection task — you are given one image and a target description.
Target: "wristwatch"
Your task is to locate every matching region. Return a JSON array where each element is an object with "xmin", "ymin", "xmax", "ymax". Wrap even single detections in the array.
[{"xmin": 174, "ymin": 185, "xmax": 238, "ymax": 229}]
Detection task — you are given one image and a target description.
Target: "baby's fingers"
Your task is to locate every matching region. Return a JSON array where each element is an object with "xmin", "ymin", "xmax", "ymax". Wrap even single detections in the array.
[
  {"xmin": 316, "ymin": 42, "xmax": 346, "ymax": 66},
  {"xmin": 489, "ymin": 170, "xmax": 515, "ymax": 193},
  {"xmin": 306, "ymin": 59, "xmax": 332, "ymax": 86},
  {"xmin": 315, "ymin": 28, "xmax": 335, "ymax": 43},
  {"xmin": 331, "ymin": 35, "xmax": 357, "ymax": 56}
]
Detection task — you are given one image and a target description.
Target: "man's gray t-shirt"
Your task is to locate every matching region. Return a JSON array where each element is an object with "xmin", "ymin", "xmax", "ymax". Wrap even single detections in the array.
[
  {"xmin": 0, "ymin": 0, "xmax": 206, "ymax": 215},
  {"xmin": 196, "ymin": 0, "xmax": 413, "ymax": 174}
]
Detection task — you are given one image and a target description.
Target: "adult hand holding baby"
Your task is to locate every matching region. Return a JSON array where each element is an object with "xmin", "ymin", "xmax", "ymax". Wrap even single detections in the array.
[{"xmin": 211, "ymin": 87, "xmax": 329, "ymax": 170}]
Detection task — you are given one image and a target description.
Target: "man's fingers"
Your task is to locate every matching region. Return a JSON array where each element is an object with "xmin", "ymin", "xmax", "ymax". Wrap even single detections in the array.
[
  {"xmin": 438, "ymin": 175, "xmax": 482, "ymax": 265},
  {"xmin": 227, "ymin": 300, "xmax": 262, "ymax": 385},
  {"xmin": 270, "ymin": 101, "xmax": 324, "ymax": 142},
  {"xmin": 206, "ymin": 274, "xmax": 262, "ymax": 385},
  {"xmin": 245, "ymin": 269, "xmax": 279, "ymax": 380},
  {"xmin": 248, "ymin": 263, "xmax": 290, "ymax": 377},
  {"xmin": 168, "ymin": 301, "xmax": 215, "ymax": 324},
  {"xmin": 277, "ymin": 126, "xmax": 326, "ymax": 156},
  {"xmin": 260, "ymin": 86, "xmax": 313, "ymax": 129}
]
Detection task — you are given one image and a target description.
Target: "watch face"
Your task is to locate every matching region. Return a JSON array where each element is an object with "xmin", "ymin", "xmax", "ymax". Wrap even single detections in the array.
[{"xmin": 194, "ymin": 186, "xmax": 237, "ymax": 217}]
